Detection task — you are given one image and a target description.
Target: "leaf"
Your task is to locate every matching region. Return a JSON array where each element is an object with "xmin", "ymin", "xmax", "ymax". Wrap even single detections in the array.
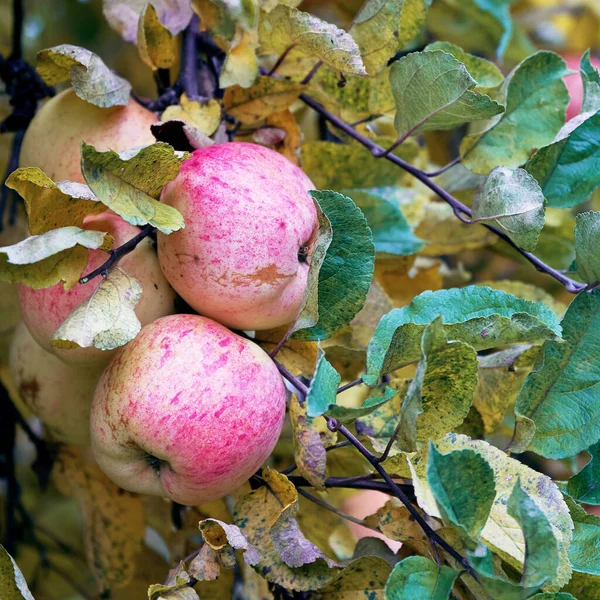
[
  {"xmin": 364, "ymin": 286, "xmax": 562, "ymax": 386},
  {"xmin": 0, "ymin": 544, "xmax": 35, "ymax": 600},
  {"xmin": 512, "ymin": 290, "xmax": 600, "ymax": 459},
  {"xmin": 568, "ymin": 442, "xmax": 600, "ymax": 504},
  {"xmin": 564, "ymin": 495, "xmax": 600, "ymax": 576},
  {"xmin": 137, "ymin": 2, "xmax": 176, "ymax": 70},
  {"xmin": 54, "ymin": 446, "xmax": 145, "ymax": 593},
  {"xmin": 397, "ymin": 317, "xmax": 478, "ymax": 450},
  {"xmin": 37, "ymin": 44, "xmax": 132, "ymax": 107},
  {"xmin": 408, "ymin": 434, "xmax": 573, "ymax": 590},
  {"xmin": 425, "ymin": 41, "xmax": 503, "ymax": 91},
  {"xmin": 289, "ymin": 394, "xmax": 329, "ymax": 491},
  {"xmin": 461, "ymin": 52, "xmax": 570, "ymax": 175},
  {"xmin": 5, "ymin": 167, "xmax": 104, "ymax": 234},
  {"xmin": 51, "ymin": 267, "xmax": 142, "ymax": 351},
  {"xmin": 81, "ymin": 142, "xmax": 186, "ymax": 234},
  {"xmin": 198, "ymin": 519, "xmax": 261, "ymax": 565},
  {"xmin": 427, "ymin": 444, "xmax": 495, "ymax": 539},
  {"xmin": 151, "ymin": 119, "xmax": 215, "ymax": 151},
  {"xmin": 223, "ymin": 76, "xmax": 303, "ymax": 126},
  {"xmin": 306, "ymin": 352, "xmax": 341, "ymax": 419},
  {"xmin": 384, "ymin": 555, "xmax": 458, "ymax": 600},
  {"xmin": 0, "ymin": 245, "xmax": 89, "ymax": 290},
  {"xmin": 347, "ymin": 0, "xmax": 405, "ymax": 76},
  {"xmin": 234, "ymin": 468, "xmax": 341, "ymax": 591},
  {"xmin": 300, "ymin": 140, "xmax": 419, "ymax": 191},
  {"xmin": 264, "ymin": 109, "xmax": 302, "ymax": 164},
  {"xmin": 581, "ymin": 49, "xmax": 600, "ymax": 113},
  {"xmin": 149, "ymin": 564, "xmax": 199, "ymax": 599},
  {"xmin": 471, "ymin": 166, "xmax": 546, "ymax": 251},
  {"xmin": 390, "ymin": 50, "xmax": 504, "ymax": 140},
  {"xmin": 258, "ymin": 5, "xmax": 367, "ymax": 77},
  {"xmin": 341, "ymin": 188, "xmax": 424, "ymax": 256},
  {"xmin": 162, "ymin": 95, "xmax": 222, "ymax": 136},
  {"xmin": 103, "ymin": 0, "xmax": 193, "ymax": 42},
  {"xmin": 525, "ymin": 109, "xmax": 600, "ymax": 209},
  {"xmin": 293, "ymin": 191, "xmax": 375, "ymax": 341},
  {"xmin": 575, "ymin": 212, "xmax": 600, "ymax": 284},
  {"xmin": 509, "ymin": 479, "xmax": 560, "ymax": 588},
  {"xmin": 0, "ymin": 227, "xmax": 111, "ymax": 264}
]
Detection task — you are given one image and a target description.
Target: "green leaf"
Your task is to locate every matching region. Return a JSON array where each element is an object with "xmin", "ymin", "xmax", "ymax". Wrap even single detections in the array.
[
  {"xmin": 564, "ymin": 495, "xmax": 600, "ymax": 576},
  {"xmin": 5, "ymin": 167, "xmax": 104, "ymax": 234},
  {"xmin": 306, "ymin": 353, "xmax": 341, "ymax": 419},
  {"xmin": 51, "ymin": 267, "xmax": 142, "ymax": 351},
  {"xmin": 37, "ymin": 44, "xmax": 131, "ymax": 107},
  {"xmin": 384, "ymin": 556, "xmax": 458, "ymax": 600},
  {"xmin": 568, "ymin": 442, "xmax": 600, "ymax": 504},
  {"xmin": 507, "ymin": 479, "xmax": 560, "ymax": 588},
  {"xmin": 300, "ymin": 140, "xmax": 419, "ymax": 191},
  {"xmin": 471, "ymin": 166, "xmax": 546, "ymax": 251},
  {"xmin": 348, "ymin": 0, "xmax": 405, "ymax": 76},
  {"xmin": 0, "ymin": 227, "xmax": 111, "ymax": 265},
  {"xmin": 427, "ymin": 444, "xmax": 495, "ymax": 538},
  {"xmin": 0, "ymin": 544, "xmax": 34, "ymax": 600},
  {"xmin": 341, "ymin": 188, "xmax": 424, "ymax": 256},
  {"xmin": 461, "ymin": 51, "xmax": 570, "ymax": 174},
  {"xmin": 525, "ymin": 110, "xmax": 600, "ymax": 209},
  {"xmin": 581, "ymin": 49, "xmax": 600, "ymax": 113},
  {"xmin": 575, "ymin": 211, "xmax": 600, "ymax": 284},
  {"xmin": 258, "ymin": 5, "xmax": 367, "ymax": 76},
  {"xmin": 390, "ymin": 50, "xmax": 503, "ymax": 139},
  {"xmin": 364, "ymin": 286, "xmax": 562, "ymax": 385},
  {"xmin": 223, "ymin": 76, "xmax": 303, "ymax": 126},
  {"xmin": 513, "ymin": 290, "xmax": 600, "ymax": 459},
  {"xmin": 293, "ymin": 191, "xmax": 375, "ymax": 341},
  {"xmin": 81, "ymin": 142, "xmax": 186, "ymax": 234},
  {"xmin": 408, "ymin": 434, "xmax": 573, "ymax": 590},
  {"xmin": 425, "ymin": 41, "xmax": 504, "ymax": 90},
  {"xmin": 324, "ymin": 386, "xmax": 397, "ymax": 424},
  {"xmin": 397, "ymin": 0, "xmax": 432, "ymax": 48},
  {"xmin": 397, "ymin": 317, "xmax": 478, "ymax": 450},
  {"xmin": 530, "ymin": 594, "xmax": 577, "ymax": 600},
  {"xmin": 137, "ymin": 2, "xmax": 176, "ymax": 70}
]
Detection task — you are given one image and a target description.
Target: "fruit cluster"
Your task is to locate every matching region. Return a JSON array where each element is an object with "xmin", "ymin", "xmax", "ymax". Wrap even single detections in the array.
[{"xmin": 10, "ymin": 89, "xmax": 319, "ymax": 505}]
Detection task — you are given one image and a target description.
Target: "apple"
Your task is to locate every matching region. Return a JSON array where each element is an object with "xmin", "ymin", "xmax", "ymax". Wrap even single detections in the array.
[
  {"xmin": 18, "ymin": 211, "xmax": 176, "ymax": 367},
  {"xmin": 90, "ymin": 313, "xmax": 287, "ymax": 505},
  {"xmin": 9, "ymin": 321, "xmax": 104, "ymax": 445},
  {"xmin": 157, "ymin": 142, "xmax": 318, "ymax": 331},
  {"xmin": 19, "ymin": 88, "xmax": 157, "ymax": 183},
  {"xmin": 563, "ymin": 53, "xmax": 600, "ymax": 121}
]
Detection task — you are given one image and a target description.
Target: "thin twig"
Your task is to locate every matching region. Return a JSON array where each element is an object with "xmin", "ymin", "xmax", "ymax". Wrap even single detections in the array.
[
  {"xmin": 267, "ymin": 44, "xmax": 297, "ymax": 76},
  {"xmin": 79, "ymin": 225, "xmax": 155, "ymax": 284},
  {"xmin": 298, "ymin": 93, "xmax": 585, "ymax": 294},
  {"xmin": 181, "ymin": 14, "xmax": 200, "ymax": 99},
  {"xmin": 424, "ymin": 157, "xmax": 461, "ymax": 177},
  {"xmin": 297, "ymin": 487, "xmax": 375, "ymax": 528},
  {"xmin": 337, "ymin": 378, "xmax": 363, "ymax": 394},
  {"xmin": 300, "ymin": 60, "xmax": 323, "ymax": 85}
]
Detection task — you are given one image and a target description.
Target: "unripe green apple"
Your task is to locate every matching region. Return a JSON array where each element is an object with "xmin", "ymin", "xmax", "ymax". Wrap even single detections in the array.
[
  {"xmin": 18, "ymin": 212, "xmax": 176, "ymax": 367},
  {"xmin": 19, "ymin": 88, "xmax": 157, "ymax": 183},
  {"xmin": 9, "ymin": 322, "xmax": 103, "ymax": 445},
  {"xmin": 90, "ymin": 314, "xmax": 286, "ymax": 506},
  {"xmin": 157, "ymin": 142, "xmax": 318, "ymax": 331}
]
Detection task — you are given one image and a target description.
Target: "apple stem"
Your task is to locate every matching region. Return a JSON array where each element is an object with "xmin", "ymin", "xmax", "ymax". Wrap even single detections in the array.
[{"xmin": 79, "ymin": 224, "xmax": 155, "ymax": 285}]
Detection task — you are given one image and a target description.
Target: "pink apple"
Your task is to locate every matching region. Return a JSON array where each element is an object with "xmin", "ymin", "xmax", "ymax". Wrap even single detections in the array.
[
  {"xmin": 19, "ymin": 88, "xmax": 157, "ymax": 183},
  {"xmin": 18, "ymin": 212, "xmax": 176, "ymax": 367},
  {"xmin": 90, "ymin": 314, "xmax": 287, "ymax": 505},
  {"xmin": 9, "ymin": 322, "xmax": 104, "ymax": 445},
  {"xmin": 157, "ymin": 142, "xmax": 318, "ymax": 331},
  {"xmin": 563, "ymin": 53, "xmax": 600, "ymax": 120}
]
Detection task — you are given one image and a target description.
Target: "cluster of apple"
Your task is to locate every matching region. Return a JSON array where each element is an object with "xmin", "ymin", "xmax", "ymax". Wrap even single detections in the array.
[{"xmin": 9, "ymin": 88, "xmax": 320, "ymax": 505}]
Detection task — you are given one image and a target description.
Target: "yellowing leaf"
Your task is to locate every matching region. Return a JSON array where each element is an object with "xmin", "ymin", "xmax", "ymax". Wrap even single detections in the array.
[
  {"xmin": 51, "ymin": 267, "xmax": 142, "ymax": 351},
  {"xmin": 223, "ymin": 76, "xmax": 303, "ymax": 126},
  {"xmin": 81, "ymin": 142, "xmax": 186, "ymax": 234},
  {"xmin": 255, "ymin": 327, "xmax": 318, "ymax": 379},
  {"xmin": 0, "ymin": 544, "xmax": 35, "ymax": 600},
  {"xmin": 137, "ymin": 2, "xmax": 176, "ymax": 70},
  {"xmin": 37, "ymin": 44, "xmax": 132, "ymax": 107},
  {"xmin": 264, "ymin": 109, "xmax": 302, "ymax": 164},
  {"xmin": 259, "ymin": 5, "xmax": 367, "ymax": 77},
  {"xmin": 6, "ymin": 167, "xmax": 104, "ymax": 234},
  {"xmin": 54, "ymin": 446, "xmax": 145, "ymax": 594},
  {"xmin": 162, "ymin": 95, "xmax": 222, "ymax": 136}
]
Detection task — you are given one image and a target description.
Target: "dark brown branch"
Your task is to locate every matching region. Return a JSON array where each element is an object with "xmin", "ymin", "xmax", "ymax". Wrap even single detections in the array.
[
  {"xmin": 11, "ymin": 0, "xmax": 23, "ymax": 60},
  {"xmin": 181, "ymin": 14, "xmax": 200, "ymax": 99},
  {"xmin": 298, "ymin": 93, "xmax": 585, "ymax": 294},
  {"xmin": 424, "ymin": 157, "xmax": 461, "ymax": 177},
  {"xmin": 79, "ymin": 224, "xmax": 155, "ymax": 284}
]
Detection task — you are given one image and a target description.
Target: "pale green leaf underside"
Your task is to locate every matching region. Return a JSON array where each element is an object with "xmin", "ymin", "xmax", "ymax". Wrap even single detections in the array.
[{"xmin": 574, "ymin": 211, "xmax": 600, "ymax": 284}]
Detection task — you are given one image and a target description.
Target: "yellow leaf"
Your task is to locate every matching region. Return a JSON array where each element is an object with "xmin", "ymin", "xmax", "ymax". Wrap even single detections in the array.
[
  {"xmin": 53, "ymin": 446, "xmax": 145, "ymax": 594},
  {"xmin": 220, "ymin": 28, "xmax": 259, "ymax": 89},
  {"xmin": 137, "ymin": 2, "xmax": 176, "ymax": 70},
  {"xmin": 162, "ymin": 94, "xmax": 222, "ymax": 136}
]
